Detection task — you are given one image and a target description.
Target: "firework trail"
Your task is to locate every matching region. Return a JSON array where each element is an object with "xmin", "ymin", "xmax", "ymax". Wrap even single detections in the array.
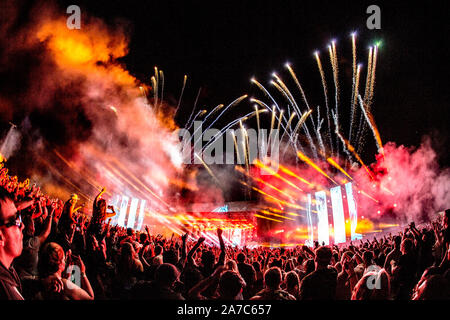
[
  {"xmin": 355, "ymin": 45, "xmax": 378, "ymax": 153},
  {"xmin": 285, "ymin": 63, "xmax": 317, "ymax": 131},
  {"xmin": 333, "ymin": 110, "xmax": 354, "ymax": 165},
  {"xmin": 192, "ymin": 94, "xmax": 248, "ymax": 151},
  {"xmin": 154, "ymin": 66, "xmax": 159, "ymax": 108},
  {"xmin": 314, "ymin": 51, "xmax": 333, "ymax": 157},
  {"xmin": 182, "ymin": 104, "xmax": 223, "ymax": 149},
  {"xmin": 276, "ymin": 110, "xmax": 284, "ymax": 134},
  {"xmin": 159, "ymin": 70, "xmax": 165, "ymax": 108},
  {"xmin": 254, "ymin": 104, "xmax": 263, "ymax": 153},
  {"xmin": 175, "ymin": 75, "xmax": 188, "ymax": 116},
  {"xmin": 272, "ymin": 73, "xmax": 320, "ymax": 154},
  {"xmin": 330, "ymin": 40, "xmax": 340, "ymax": 158},
  {"xmin": 252, "ymin": 77, "xmax": 317, "ymax": 157},
  {"xmin": 285, "ymin": 110, "xmax": 312, "ymax": 156},
  {"xmin": 358, "ymin": 95, "xmax": 384, "ymax": 155},
  {"xmin": 316, "ymin": 117, "xmax": 326, "ymax": 156},
  {"xmin": 270, "ymin": 79, "xmax": 296, "ymax": 133},
  {"xmin": 232, "ymin": 131, "xmax": 242, "ymax": 165},
  {"xmin": 291, "ymin": 110, "xmax": 313, "ymax": 144},
  {"xmin": 285, "ymin": 68, "xmax": 317, "ymax": 157},
  {"xmin": 269, "ymin": 106, "xmax": 276, "ymax": 146},
  {"xmin": 185, "ymin": 87, "xmax": 203, "ymax": 129},
  {"xmin": 251, "ymin": 78, "xmax": 283, "ymax": 114},
  {"xmin": 369, "ymin": 44, "xmax": 378, "ymax": 104},
  {"xmin": 271, "ymin": 73, "xmax": 302, "ymax": 126},
  {"xmin": 297, "ymin": 151, "xmax": 337, "ymax": 185},
  {"xmin": 255, "ymin": 105, "xmax": 261, "ymax": 133},
  {"xmin": 196, "ymin": 94, "xmax": 248, "ymax": 140},
  {"xmin": 349, "ymin": 64, "xmax": 362, "ymax": 142},
  {"xmin": 250, "ymin": 98, "xmax": 295, "ymax": 146},
  {"xmin": 335, "ymin": 129, "xmax": 374, "ymax": 180},
  {"xmin": 194, "ymin": 153, "xmax": 221, "ymax": 186},
  {"xmin": 201, "ymin": 109, "xmax": 267, "ymax": 153},
  {"xmin": 184, "ymin": 109, "xmax": 207, "ymax": 133},
  {"xmin": 354, "ymin": 47, "xmax": 373, "ymax": 148},
  {"xmin": 239, "ymin": 121, "xmax": 250, "ymax": 173},
  {"xmin": 363, "ymin": 47, "xmax": 374, "ymax": 104},
  {"xmin": 349, "ymin": 32, "xmax": 358, "ymax": 142},
  {"xmin": 280, "ymin": 112, "xmax": 297, "ymax": 142},
  {"xmin": 351, "ymin": 33, "xmax": 357, "ymax": 81},
  {"xmin": 326, "ymin": 157, "xmax": 353, "ymax": 181}
]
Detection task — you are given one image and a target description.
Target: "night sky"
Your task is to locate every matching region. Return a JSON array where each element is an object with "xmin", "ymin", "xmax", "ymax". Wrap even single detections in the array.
[
  {"xmin": 53, "ymin": 0, "xmax": 449, "ymax": 166},
  {"xmin": 1, "ymin": 0, "xmax": 449, "ymax": 176}
]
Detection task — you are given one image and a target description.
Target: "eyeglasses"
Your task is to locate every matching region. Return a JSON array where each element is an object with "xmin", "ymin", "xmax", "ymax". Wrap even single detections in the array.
[{"xmin": 0, "ymin": 212, "xmax": 22, "ymax": 229}]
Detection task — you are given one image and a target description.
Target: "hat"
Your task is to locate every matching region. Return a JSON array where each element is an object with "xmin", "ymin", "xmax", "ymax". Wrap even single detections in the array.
[{"xmin": 70, "ymin": 193, "xmax": 79, "ymax": 201}]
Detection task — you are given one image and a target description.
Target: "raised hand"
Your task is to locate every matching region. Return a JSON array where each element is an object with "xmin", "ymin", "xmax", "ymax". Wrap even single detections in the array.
[{"xmin": 71, "ymin": 255, "xmax": 86, "ymax": 273}]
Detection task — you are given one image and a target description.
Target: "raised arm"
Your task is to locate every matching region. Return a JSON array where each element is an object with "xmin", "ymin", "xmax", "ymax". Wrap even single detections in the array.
[
  {"xmin": 144, "ymin": 225, "xmax": 152, "ymax": 242},
  {"xmin": 37, "ymin": 208, "xmax": 53, "ymax": 244},
  {"xmin": 179, "ymin": 232, "xmax": 188, "ymax": 267},
  {"xmin": 433, "ymin": 222, "xmax": 443, "ymax": 245},
  {"xmin": 16, "ymin": 198, "xmax": 35, "ymax": 211},
  {"xmin": 262, "ymin": 251, "xmax": 272, "ymax": 272},
  {"xmin": 353, "ymin": 251, "xmax": 363, "ymax": 265},
  {"xmin": 93, "ymin": 187, "xmax": 106, "ymax": 208},
  {"xmin": 409, "ymin": 223, "xmax": 423, "ymax": 243},
  {"xmin": 105, "ymin": 205, "xmax": 117, "ymax": 218},
  {"xmin": 342, "ymin": 253, "xmax": 358, "ymax": 291},
  {"xmin": 187, "ymin": 237, "xmax": 205, "ymax": 266},
  {"xmin": 31, "ymin": 200, "xmax": 43, "ymax": 220},
  {"xmin": 63, "ymin": 255, "xmax": 94, "ymax": 300},
  {"xmin": 302, "ymin": 245, "xmax": 315, "ymax": 258},
  {"xmin": 217, "ymin": 228, "xmax": 226, "ymax": 266}
]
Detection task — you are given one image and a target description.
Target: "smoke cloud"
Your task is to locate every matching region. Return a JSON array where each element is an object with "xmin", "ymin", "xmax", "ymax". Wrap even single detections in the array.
[
  {"xmin": 0, "ymin": 2, "xmax": 183, "ymax": 211},
  {"xmin": 356, "ymin": 137, "xmax": 450, "ymax": 224}
]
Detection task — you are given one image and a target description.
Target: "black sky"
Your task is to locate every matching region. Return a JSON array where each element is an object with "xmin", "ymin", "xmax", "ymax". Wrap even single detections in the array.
[
  {"xmin": 54, "ymin": 0, "xmax": 449, "ymax": 165},
  {"xmin": 2, "ymin": 0, "xmax": 449, "ymax": 169}
]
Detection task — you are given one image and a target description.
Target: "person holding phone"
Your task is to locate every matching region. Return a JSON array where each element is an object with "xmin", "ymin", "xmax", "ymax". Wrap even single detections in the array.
[{"xmin": 36, "ymin": 242, "xmax": 94, "ymax": 300}]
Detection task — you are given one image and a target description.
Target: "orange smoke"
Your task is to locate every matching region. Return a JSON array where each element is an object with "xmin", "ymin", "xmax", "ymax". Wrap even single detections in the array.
[{"xmin": 36, "ymin": 18, "xmax": 135, "ymax": 85}]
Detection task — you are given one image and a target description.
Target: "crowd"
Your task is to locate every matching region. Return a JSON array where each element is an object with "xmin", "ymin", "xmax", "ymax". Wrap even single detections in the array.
[{"xmin": 0, "ymin": 161, "xmax": 449, "ymax": 300}]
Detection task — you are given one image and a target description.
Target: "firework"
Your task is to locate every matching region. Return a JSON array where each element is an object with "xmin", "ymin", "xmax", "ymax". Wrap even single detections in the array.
[
  {"xmin": 326, "ymin": 157, "xmax": 353, "ymax": 181},
  {"xmin": 358, "ymin": 95, "xmax": 384, "ymax": 155},
  {"xmin": 194, "ymin": 153, "xmax": 221, "ymax": 186},
  {"xmin": 175, "ymin": 75, "xmax": 188, "ymax": 115},
  {"xmin": 297, "ymin": 151, "xmax": 337, "ymax": 184}
]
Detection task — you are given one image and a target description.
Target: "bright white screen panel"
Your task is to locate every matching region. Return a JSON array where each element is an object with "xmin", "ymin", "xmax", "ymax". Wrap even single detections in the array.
[
  {"xmin": 330, "ymin": 186, "xmax": 346, "ymax": 244},
  {"xmin": 315, "ymin": 190, "xmax": 329, "ymax": 245}
]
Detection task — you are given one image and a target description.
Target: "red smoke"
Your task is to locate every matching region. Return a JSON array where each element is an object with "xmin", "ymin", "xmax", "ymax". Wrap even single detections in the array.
[
  {"xmin": 253, "ymin": 136, "xmax": 449, "ymax": 234},
  {"xmin": 357, "ymin": 138, "xmax": 450, "ymax": 224}
]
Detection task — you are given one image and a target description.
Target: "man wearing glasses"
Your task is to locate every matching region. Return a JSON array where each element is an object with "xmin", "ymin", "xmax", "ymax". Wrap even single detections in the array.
[{"xmin": 0, "ymin": 188, "xmax": 24, "ymax": 300}]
